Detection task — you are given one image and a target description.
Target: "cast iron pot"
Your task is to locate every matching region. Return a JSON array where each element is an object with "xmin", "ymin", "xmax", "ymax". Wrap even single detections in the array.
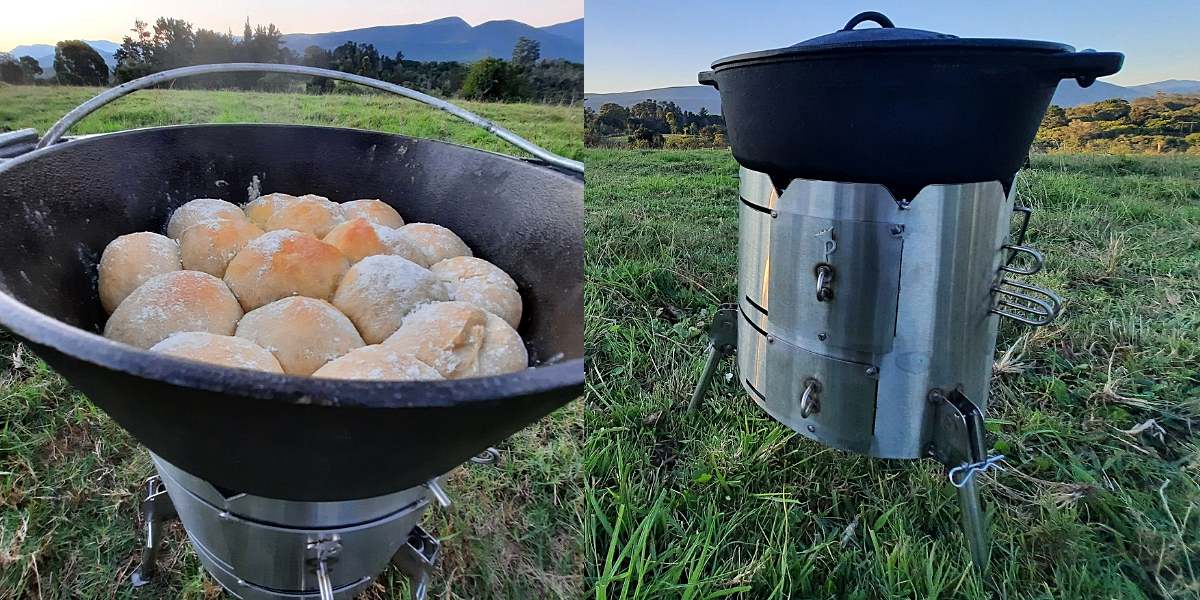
[
  {"xmin": 699, "ymin": 11, "xmax": 1123, "ymax": 197},
  {"xmin": 0, "ymin": 64, "xmax": 584, "ymax": 501}
]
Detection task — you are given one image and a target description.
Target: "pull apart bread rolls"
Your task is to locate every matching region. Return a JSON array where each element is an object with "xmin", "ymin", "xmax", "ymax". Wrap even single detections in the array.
[
  {"xmin": 224, "ymin": 230, "xmax": 349, "ymax": 311},
  {"xmin": 431, "ymin": 256, "xmax": 523, "ymax": 328},
  {"xmin": 236, "ymin": 297, "xmax": 365, "ymax": 376},
  {"xmin": 331, "ymin": 255, "xmax": 448, "ymax": 344},
  {"xmin": 98, "ymin": 232, "xmax": 182, "ymax": 314},
  {"xmin": 383, "ymin": 301, "xmax": 527, "ymax": 379},
  {"xmin": 339, "ymin": 199, "xmax": 404, "ymax": 228},
  {"xmin": 396, "ymin": 223, "xmax": 472, "ymax": 267},
  {"xmin": 104, "ymin": 270, "xmax": 243, "ymax": 349},
  {"xmin": 166, "ymin": 198, "xmax": 246, "ymax": 240},
  {"xmin": 323, "ymin": 218, "xmax": 424, "ymax": 265},
  {"xmin": 178, "ymin": 218, "xmax": 264, "ymax": 277},
  {"xmin": 151, "ymin": 331, "xmax": 283, "ymax": 373},
  {"xmin": 312, "ymin": 345, "xmax": 441, "ymax": 381}
]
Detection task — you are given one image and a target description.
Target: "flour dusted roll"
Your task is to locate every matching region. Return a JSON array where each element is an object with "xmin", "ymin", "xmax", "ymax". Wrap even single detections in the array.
[
  {"xmin": 382, "ymin": 301, "xmax": 486, "ymax": 379},
  {"xmin": 323, "ymin": 218, "xmax": 424, "ymax": 264},
  {"xmin": 397, "ymin": 223, "xmax": 472, "ymax": 267},
  {"xmin": 166, "ymin": 198, "xmax": 246, "ymax": 240},
  {"xmin": 263, "ymin": 194, "xmax": 343, "ymax": 238},
  {"xmin": 178, "ymin": 217, "xmax": 264, "ymax": 277},
  {"xmin": 151, "ymin": 332, "xmax": 283, "ymax": 373},
  {"xmin": 235, "ymin": 297, "xmax": 365, "ymax": 376},
  {"xmin": 243, "ymin": 192, "xmax": 297, "ymax": 228},
  {"xmin": 98, "ymin": 232, "xmax": 182, "ymax": 314},
  {"xmin": 312, "ymin": 345, "xmax": 442, "ymax": 381},
  {"xmin": 476, "ymin": 312, "xmax": 528, "ymax": 376},
  {"xmin": 104, "ymin": 270, "xmax": 243, "ymax": 349},
  {"xmin": 431, "ymin": 256, "xmax": 522, "ymax": 328},
  {"xmin": 224, "ymin": 230, "xmax": 350, "ymax": 311},
  {"xmin": 339, "ymin": 199, "xmax": 404, "ymax": 228},
  {"xmin": 331, "ymin": 255, "xmax": 448, "ymax": 344}
]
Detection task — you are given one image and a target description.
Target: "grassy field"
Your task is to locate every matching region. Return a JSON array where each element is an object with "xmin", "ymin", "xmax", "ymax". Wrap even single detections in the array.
[
  {"xmin": 0, "ymin": 85, "xmax": 582, "ymax": 599},
  {"xmin": 584, "ymin": 149, "xmax": 1200, "ymax": 598}
]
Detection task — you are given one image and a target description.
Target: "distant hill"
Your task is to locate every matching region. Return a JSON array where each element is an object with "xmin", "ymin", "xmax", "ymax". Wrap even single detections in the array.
[
  {"xmin": 279, "ymin": 17, "xmax": 583, "ymax": 62},
  {"xmin": 6, "ymin": 41, "xmax": 118, "ymax": 77},
  {"xmin": 586, "ymin": 78, "xmax": 1200, "ymax": 113}
]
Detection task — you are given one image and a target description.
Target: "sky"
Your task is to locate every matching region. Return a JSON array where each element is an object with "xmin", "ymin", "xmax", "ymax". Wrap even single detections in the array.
[
  {"xmin": 585, "ymin": 0, "xmax": 1200, "ymax": 92},
  {"xmin": 1, "ymin": 0, "xmax": 582, "ymax": 51}
]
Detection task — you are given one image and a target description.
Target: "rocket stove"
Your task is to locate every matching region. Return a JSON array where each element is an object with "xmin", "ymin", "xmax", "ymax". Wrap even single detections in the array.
[
  {"xmin": 0, "ymin": 64, "xmax": 584, "ymax": 599},
  {"xmin": 690, "ymin": 12, "xmax": 1123, "ymax": 571}
]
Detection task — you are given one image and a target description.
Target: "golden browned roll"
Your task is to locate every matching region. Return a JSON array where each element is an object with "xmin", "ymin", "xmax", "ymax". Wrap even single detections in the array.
[
  {"xmin": 396, "ymin": 223, "xmax": 472, "ymax": 267},
  {"xmin": 339, "ymin": 199, "xmax": 404, "ymax": 228},
  {"xmin": 331, "ymin": 255, "xmax": 448, "ymax": 344},
  {"xmin": 103, "ymin": 270, "xmax": 243, "ymax": 349},
  {"xmin": 243, "ymin": 192, "xmax": 297, "ymax": 228},
  {"xmin": 430, "ymin": 256, "xmax": 522, "ymax": 328},
  {"xmin": 98, "ymin": 232, "xmax": 182, "ymax": 314},
  {"xmin": 264, "ymin": 195, "xmax": 343, "ymax": 238},
  {"xmin": 224, "ymin": 230, "xmax": 350, "ymax": 311},
  {"xmin": 383, "ymin": 301, "xmax": 527, "ymax": 378},
  {"xmin": 312, "ymin": 345, "xmax": 442, "ymax": 381},
  {"xmin": 150, "ymin": 331, "xmax": 283, "ymax": 373},
  {"xmin": 235, "ymin": 297, "xmax": 365, "ymax": 376},
  {"xmin": 322, "ymin": 218, "xmax": 424, "ymax": 264},
  {"xmin": 178, "ymin": 218, "xmax": 264, "ymax": 277},
  {"xmin": 166, "ymin": 198, "xmax": 246, "ymax": 240}
]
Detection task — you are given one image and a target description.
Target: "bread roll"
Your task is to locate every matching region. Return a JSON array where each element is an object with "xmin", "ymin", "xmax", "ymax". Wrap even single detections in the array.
[
  {"xmin": 104, "ymin": 271, "xmax": 243, "ymax": 349},
  {"xmin": 431, "ymin": 256, "xmax": 522, "ymax": 328},
  {"xmin": 331, "ymin": 255, "xmax": 448, "ymax": 344},
  {"xmin": 323, "ymin": 218, "xmax": 424, "ymax": 264},
  {"xmin": 178, "ymin": 217, "xmax": 264, "ymax": 277},
  {"xmin": 397, "ymin": 223, "xmax": 472, "ymax": 267},
  {"xmin": 235, "ymin": 297, "xmax": 364, "ymax": 376},
  {"xmin": 476, "ymin": 312, "xmax": 528, "ymax": 376},
  {"xmin": 98, "ymin": 232, "xmax": 182, "ymax": 314},
  {"xmin": 312, "ymin": 345, "xmax": 442, "ymax": 381},
  {"xmin": 224, "ymin": 230, "xmax": 349, "ymax": 311},
  {"xmin": 339, "ymin": 199, "xmax": 404, "ymax": 228},
  {"xmin": 382, "ymin": 301, "xmax": 486, "ymax": 379},
  {"xmin": 151, "ymin": 331, "xmax": 283, "ymax": 373},
  {"xmin": 243, "ymin": 192, "xmax": 296, "ymax": 228},
  {"xmin": 166, "ymin": 198, "xmax": 245, "ymax": 240},
  {"xmin": 264, "ymin": 195, "xmax": 343, "ymax": 238}
]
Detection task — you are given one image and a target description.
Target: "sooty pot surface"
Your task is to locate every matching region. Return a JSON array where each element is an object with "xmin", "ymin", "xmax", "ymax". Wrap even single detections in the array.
[{"xmin": 0, "ymin": 124, "xmax": 584, "ymax": 501}]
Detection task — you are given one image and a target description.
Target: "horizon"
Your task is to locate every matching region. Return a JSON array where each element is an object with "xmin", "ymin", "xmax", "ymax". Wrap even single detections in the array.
[
  {"xmin": 585, "ymin": 0, "xmax": 1200, "ymax": 93},
  {"xmin": 1, "ymin": 1, "xmax": 582, "ymax": 52}
]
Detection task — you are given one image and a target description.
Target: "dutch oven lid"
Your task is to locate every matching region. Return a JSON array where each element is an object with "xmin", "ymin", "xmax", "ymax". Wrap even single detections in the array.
[{"xmin": 711, "ymin": 11, "xmax": 1075, "ymax": 69}]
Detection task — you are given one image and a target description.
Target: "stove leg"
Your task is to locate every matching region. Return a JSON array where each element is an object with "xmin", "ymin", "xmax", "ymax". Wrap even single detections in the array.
[
  {"xmin": 130, "ymin": 475, "xmax": 177, "ymax": 587},
  {"xmin": 394, "ymin": 525, "xmax": 440, "ymax": 600},
  {"xmin": 929, "ymin": 389, "xmax": 1003, "ymax": 575},
  {"xmin": 687, "ymin": 304, "xmax": 739, "ymax": 412}
]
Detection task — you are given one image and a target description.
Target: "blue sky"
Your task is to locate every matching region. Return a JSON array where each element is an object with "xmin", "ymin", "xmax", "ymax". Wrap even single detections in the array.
[{"xmin": 585, "ymin": 0, "xmax": 1200, "ymax": 92}]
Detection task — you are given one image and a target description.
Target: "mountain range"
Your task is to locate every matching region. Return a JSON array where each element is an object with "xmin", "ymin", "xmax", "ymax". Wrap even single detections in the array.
[
  {"xmin": 6, "ymin": 17, "xmax": 583, "ymax": 78},
  {"xmin": 585, "ymin": 78, "xmax": 1200, "ymax": 114}
]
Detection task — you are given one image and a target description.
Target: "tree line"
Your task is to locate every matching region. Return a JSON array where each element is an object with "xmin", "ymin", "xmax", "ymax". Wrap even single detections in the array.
[
  {"xmin": 1035, "ymin": 95, "xmax": 1200, "ymax": 154},
  {"xmin": 0, "ymin": 17, "xmax": 582, "ymax": 104},
  {"xmin": 585, "ymin": 99, "xmax": 727, "ymax": 148}
]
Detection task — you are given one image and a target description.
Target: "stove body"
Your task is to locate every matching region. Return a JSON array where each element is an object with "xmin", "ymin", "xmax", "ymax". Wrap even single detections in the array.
[
  {"xmin": 736, "ymin": 169, "xmax": 1026, "ymax": 457},
  {"xmin": 693, "ymin": 167, "xmax": 1060, "ymax": 571},
  {"xmin": 136, "ymin": 456, "xmax": 447, "ymax": 600}
]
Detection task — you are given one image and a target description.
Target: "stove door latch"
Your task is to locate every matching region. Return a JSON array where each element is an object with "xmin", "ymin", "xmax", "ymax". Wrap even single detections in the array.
[
  {"xmin": 814, "ymin": 264, "xmax": 835, "ymax": 302},
  {"xmin": 307, "ymin": 535, "xmax": 342, "ymax": 600}
]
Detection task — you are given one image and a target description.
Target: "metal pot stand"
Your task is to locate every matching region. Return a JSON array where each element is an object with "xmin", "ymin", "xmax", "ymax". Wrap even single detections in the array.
[{"xmin": 691, "ymin": 168, "xmax": 1061, "ymax": 573}]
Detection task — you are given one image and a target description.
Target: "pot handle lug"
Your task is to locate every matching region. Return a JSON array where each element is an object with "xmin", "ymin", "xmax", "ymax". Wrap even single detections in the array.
[
  {"xmin": 35, "ymin": 63, "xmax": 583, "ymax": 174},
  {"xmin": 698, "ymin": 70, "xmax": 718, "ymax": 89},
  {"xmin": 842, "ymin": 11, "xmax": 895, "ymax": 30},
  {"xmin": 1047, "ymin": 50, "xmax": 1124, "ymax": 88}
]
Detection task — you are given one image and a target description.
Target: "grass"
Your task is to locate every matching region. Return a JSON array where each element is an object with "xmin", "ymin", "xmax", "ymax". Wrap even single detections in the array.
[
  {"xmin": 584, "ymin": 149, "xmax": 1200, "ymax": 599},
  {"xmin": 0, "ymin": 85, "xmax": 583, "ymax": 599},
  {"xmin": 0, "ymin": 85, "xmax": 582, "ymax": 162}
]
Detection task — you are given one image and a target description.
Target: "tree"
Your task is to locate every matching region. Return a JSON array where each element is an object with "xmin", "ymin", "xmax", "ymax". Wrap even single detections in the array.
[
  {"xmin": 54, "ymin": 41, "xmax": 109, "ymax": 86},
  {"xmin": 460, "ymin": 58, "xmax": 527, "ymax": 101},
  {"xmin": 512, "ymin": 37, "xmax": 540, "ymax": 68},
  {"xmin": 0, "ymin": 54, "xmax": 23, "ymax": 84},
  {"xmin": 595, "ymin": 103, "xmax": 629, "ymax": 132},
  {"xmin": 18, "ymin": 56, "xmax": 42, "ymax": 81}
]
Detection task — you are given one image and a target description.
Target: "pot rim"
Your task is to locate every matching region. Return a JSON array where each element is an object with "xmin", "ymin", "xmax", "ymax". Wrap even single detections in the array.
[
  {"xmin": 710, "ymin": 38, "xmax": 1075, "ymax": 70},
  {"xmin": 0, "ymin": 123, "xmax": 584, "ymax": 410}
]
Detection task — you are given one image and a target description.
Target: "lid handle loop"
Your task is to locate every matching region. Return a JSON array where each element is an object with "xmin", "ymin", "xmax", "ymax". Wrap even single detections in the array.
[{"xmin": 841, "ymin": 11, "xmax": 895, "ymax": 31}]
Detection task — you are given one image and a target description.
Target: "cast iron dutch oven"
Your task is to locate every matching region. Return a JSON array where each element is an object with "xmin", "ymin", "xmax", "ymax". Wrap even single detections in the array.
[
  {"xmin": 699, "ymin": 11, "xmax": 1123, "ymax": 195},
  {"xmin": 0, "ymin": 64, "xmax": 584, "ymax": 501}
]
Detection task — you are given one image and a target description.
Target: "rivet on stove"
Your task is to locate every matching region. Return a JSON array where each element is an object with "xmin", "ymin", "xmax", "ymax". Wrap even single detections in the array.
[
  {"xmin": 807, "ymin": 425, "xmax": 816, "ymax": 433},
  {"xmin": 766, "ymin": 334, "xmax": 774, "ymax": 344},
  {"xmin": 865, "ymin": 366, "xmax": 878, "ymax": 376},
  {"xmin": 890, "ymin": 224, "xmax": 905, "ymax": 236},
  {"xmin": 817, "ymin": 332, "xmax": 827, "ymax": 341},
  {"xmin": 770, "ymin": 210, "xmax": 778, "ymax": 218},
  {"xmin": 219, "ymin": 510, "xmax": 232, "ymax": 520}
]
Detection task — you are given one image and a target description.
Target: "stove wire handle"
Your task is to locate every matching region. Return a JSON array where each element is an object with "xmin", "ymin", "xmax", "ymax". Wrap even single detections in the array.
[{"xmin": 35, "ymin": 63, "xmax": 583, "ymax": 174}]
